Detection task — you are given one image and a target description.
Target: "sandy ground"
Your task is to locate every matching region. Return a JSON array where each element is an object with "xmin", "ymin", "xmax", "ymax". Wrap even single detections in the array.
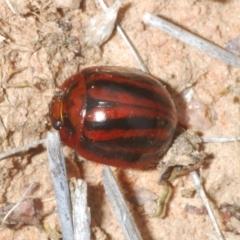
[{"xmin": 0, "ymin": 0, "xmax": 240, "ymax": 239}]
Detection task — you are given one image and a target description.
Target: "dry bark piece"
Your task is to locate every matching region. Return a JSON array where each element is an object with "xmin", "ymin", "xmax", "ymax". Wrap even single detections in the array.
[
  {"xmin": 158, "ymin": 130, "xmax": 206, "ymax": 179},
  {"xmin": 156, "ymin": 130, "xmax": 206, "ymax": 218}
]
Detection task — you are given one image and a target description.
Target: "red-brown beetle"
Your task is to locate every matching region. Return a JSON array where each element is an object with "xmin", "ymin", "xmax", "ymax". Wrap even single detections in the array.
[{"xmin": 50, "ymin": 66, "xmax": 177, "ymax": 168}]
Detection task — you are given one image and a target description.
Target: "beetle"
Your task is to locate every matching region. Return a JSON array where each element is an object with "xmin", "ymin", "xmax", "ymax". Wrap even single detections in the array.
[{"xmin": 50, "ymin": 66, "xmax": 177, "ymax": 168}]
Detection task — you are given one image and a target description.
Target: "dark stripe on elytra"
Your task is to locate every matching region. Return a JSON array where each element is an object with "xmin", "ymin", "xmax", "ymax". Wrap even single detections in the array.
[
  {"xmin": 86, "ymin": 96, "xmax": 176, "ymax": 122},
  {"xmin": 86, "ymin": 96, "xmax": 119, "ymax": 110},
  {"xmin": 81, "ymin": 136, "xmax": 158, "ymax": 163},
  {"xmin": 86, "ymin": 79, "xmax": 173, "ymax": 109},
  {"xmin": 84, "ymin": 116, "xmax": 173, "ymax": 131},
  {"xmin": 82, "ymin": 135, "xmax": 168, "ymax": 149}
]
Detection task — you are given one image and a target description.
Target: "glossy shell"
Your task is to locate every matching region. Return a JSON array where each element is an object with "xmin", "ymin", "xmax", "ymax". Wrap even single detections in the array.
[{"xmin": 50, "ymin": 66, "xmax": 177, "ymax": 168}]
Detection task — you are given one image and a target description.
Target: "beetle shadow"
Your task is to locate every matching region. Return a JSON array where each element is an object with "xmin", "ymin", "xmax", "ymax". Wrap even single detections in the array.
[
  {"xmin": 160, "ymin": 78, "xmax": 188, "ymax": 130},
  {"xmin": 21, "ymin": 144, "xmax": 46, "ymax": 168},
  {"xmin": 161, "ymin": 79, "xmax": 216, "ymax": 158},
  {"xmin": 87, "ymin": 184, "xmax": 107, "ymax": 232},
  {"xmin": 159, "ymin": 78, "xmax": 187, "ymax": 127}
]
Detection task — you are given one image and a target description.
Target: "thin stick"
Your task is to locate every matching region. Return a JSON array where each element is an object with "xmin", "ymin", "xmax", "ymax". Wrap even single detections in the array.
[
  {"xmin": 46, "ymin": 132, "xmax": 74, "ymax": 240},
  {"xmin": 69, "ymin": 178, "xmax": 91, "ymax": 240},
  {"xmin": 97, "ymin": 0, "xmax": 149, "ymax": 73},
  {"xmin": 142, "ymin": 12, "xmax": 240, "ymax": 68},
  {"xmin": 201, "ymin": 136, "xmax": 240, "ymax": 143},
  {"xmin": 0, "ymin": 139, "xmax": 46, "ymax": 160},
  {"xmin": 116, "ymin": 26, "xmax": 149, "ymax": 73},
  {"xmin": 190, "ymin": 171, "xmax": 225, "ymax": 240},
  {"xmin": 5, "ymin": 0, "xmax": 17, "ymax": 14},
  {"xmin": 102, "ymin": 165, "xmax": 142, "ymax": 240}
]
